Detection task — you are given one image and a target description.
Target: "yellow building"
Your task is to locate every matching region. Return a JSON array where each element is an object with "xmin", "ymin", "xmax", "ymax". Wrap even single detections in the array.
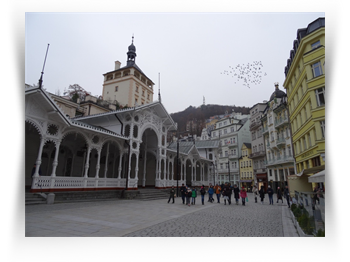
[
  {"xmin": 283, "ymin": 17, "xmax": 325, "ymax": 194},
  {"xmin": 239, "ymin": 143, "xmax": 254, "ymax": 190},
  {"xmin": 102, "ymin": 37, "xmax": 154, "ymax": 107}
]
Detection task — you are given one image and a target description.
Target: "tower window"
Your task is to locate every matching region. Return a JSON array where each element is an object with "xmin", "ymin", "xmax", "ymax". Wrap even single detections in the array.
[{"xmin": 115, "ymin": 86, "xmax": 118, "ymax": 92}]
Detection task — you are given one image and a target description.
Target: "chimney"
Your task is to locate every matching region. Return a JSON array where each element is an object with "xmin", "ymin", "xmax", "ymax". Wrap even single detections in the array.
[{"xmin": 115, "ymin": 61, "xmax": 121, "ymax": 70}]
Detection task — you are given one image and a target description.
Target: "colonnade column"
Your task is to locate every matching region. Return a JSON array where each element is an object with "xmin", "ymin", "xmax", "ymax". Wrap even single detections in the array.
[
  {"xmin": 33, "ymin": 136, "xmax": 46, "ymax": 178},
  {"xmin": 104, "ymin": 143, "xmax": 110, "ymax": 178},
  {"xmin": 84, "ymin": 147, "xmax": 91, "ymax": 178},
  {"xmin": 95, "ymin": 148, "xmax": 101, "ymax": 178},
  {"xmin": 117, "ymin": 153, "xmax": 123, "ymax": 179},
  {"xmin": 50, "ymin": 140, "xmax": 61, "ymax": 177}
]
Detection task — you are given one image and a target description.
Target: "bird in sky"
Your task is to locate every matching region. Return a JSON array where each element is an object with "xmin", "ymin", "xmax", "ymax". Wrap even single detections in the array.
[{"xmin": 220, "ymin": 60, "xmax": 267, "ymax": 88}]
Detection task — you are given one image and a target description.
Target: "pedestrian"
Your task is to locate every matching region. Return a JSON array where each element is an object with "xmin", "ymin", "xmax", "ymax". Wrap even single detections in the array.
[
  {"xmin": 207, "ymin": 183, "xmax": 213, "ymax": 202},
  {"xmin": 313, "ymin": 186, "xmax": 320, "ymax": 205},
  {"xmin": 214, "ymin": 184, "xmax": 222, "ymax": 203},
  {"xmin": 180, "ymin": 183, "xmax": 186, "ymax": 204},
  {"xmin": 267, "ymin": 185, "xmax": 274, "ymax": 205},
  {"xmin": 222, "ymin": 187, "xmax": 228, "ymax": 205},
  {"xmin": 208, "ymin": 185, "xmax": 214, "ymax": 203},
  {"xmin": 284, "ymin": 185, "xmax": 290, "ymax": 208},
  {"xmin": 233, "ymin": 184, "xmax": 240, "ymax": 205},
  {"xmin": 200, "ymin": 185, "xmax": 206, "ymax": 205},
  {"xmin": 259, "ymin": 186, "xmax": 265, "ymax": 204},
  {"xmin": 191, "ymin": 187, "xmax": 197, "ymax": 205},
  {"xmin": 186, "ymin": 187, "xmax": 192, "ymax": 206},
  {"xmin": 168, "ymin": 186, "xmax": 175, "ymax": 204},
  {"xmin": 252, "ymin": 185, "xmax": 259, "ymax": 203},
  {"xmin": 276, "ymin": 187, "xmax": 283, "ymax": 204},
  {"xmin": 240, "ymin": 186, "xmax": 247, "ymax": 206}
]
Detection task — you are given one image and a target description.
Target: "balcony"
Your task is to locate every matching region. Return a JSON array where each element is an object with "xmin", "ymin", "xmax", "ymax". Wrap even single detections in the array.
[
  {"xmin": 249, "ymin": 151, "xmax": 266, "ymax": 159},
  {"xmin": 262, "ymin": 127, "xmax": 269, "ymax": 135},
  {"xmin": 276, "ymin": 137, "xmax": 286, "ymax": 148},
  {"xmin": 228, "ymin": 153, "xmax": 238, "ymax": 160},
  {"xmin": 226, "ymin": 141, "xmax": 238, "ymax": 148},
  {"xmin": 249, "ymin": 121, "xmax": 262, "ymax": 130},
  {"xmin": 275, "ymin": 117, "xmax": 289, "ymax": 128}
]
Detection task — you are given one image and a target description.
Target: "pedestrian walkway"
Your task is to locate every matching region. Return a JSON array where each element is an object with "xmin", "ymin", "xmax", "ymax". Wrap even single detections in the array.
[{"xmin": 25, "ymin": 193, "xmax": 298, "ymax": 237}]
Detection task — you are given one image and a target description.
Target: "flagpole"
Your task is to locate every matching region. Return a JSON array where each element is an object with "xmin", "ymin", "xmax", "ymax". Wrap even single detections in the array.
[{"xmin": 38, "ymin": 44, "xmax": 50, "ymax": 89}]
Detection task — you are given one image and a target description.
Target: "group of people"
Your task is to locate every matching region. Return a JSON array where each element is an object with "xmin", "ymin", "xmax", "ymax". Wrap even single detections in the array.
[
  {"xmin": 252, "ymin": 185, "xmax": 291, "ymax": 208},
  {"xmin": 168, "ymin": 183, "xmax": 292, "ymax": 208},
  {"xmin": 168, "ymin": 183, "xmax": 249, "ymax": 207}
]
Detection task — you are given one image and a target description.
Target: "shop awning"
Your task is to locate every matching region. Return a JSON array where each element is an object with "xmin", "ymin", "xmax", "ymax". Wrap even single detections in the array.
[{"xmin": 308, "ymin": 169, "xmax": 325, "ymax": 183}]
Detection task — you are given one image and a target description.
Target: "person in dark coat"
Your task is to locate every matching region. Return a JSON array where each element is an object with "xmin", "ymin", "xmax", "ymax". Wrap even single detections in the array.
[
  {"xmin": 168, "ymin": 186, "xmax": 175, "ymax": 204},
  {"xmin": 180, "ymin": 184, "xmax": 187, "ymax": 204},
  {"xmin": 259, "ymin": 186, "xmax": 265, "ymax": 204},
  {"xmin": 276, "ymin": 187, "xmax": 283, "ymax": 204},
  {"xmin": 284, "ymin": 185, "xmax": 290, "ymax": 208},
  {"xmin": 233, "ymin": 184, "xmax": 240, "ymax": 205},
  {"xmin": 267, "ymin": 185, "xmax": 274, "ymax": 205},
  {"xmin": 200, "ymin": 185, "xmax": 206, "ymax": 205},
  {"xmin": 186, "ymin": 187, "xmax": 192, "ymax": 206}
]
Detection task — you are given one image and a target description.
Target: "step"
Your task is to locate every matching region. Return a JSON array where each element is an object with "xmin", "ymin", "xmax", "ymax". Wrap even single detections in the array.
[{"xmin": 25, "ymin": 193, "xmax": 46, "ymax": 205}]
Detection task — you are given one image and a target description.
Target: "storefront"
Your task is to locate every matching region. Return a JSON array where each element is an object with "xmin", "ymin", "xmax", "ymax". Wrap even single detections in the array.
[{"xmin": 256, "ymin": 173, "xmax": 268, "ymax": 191}]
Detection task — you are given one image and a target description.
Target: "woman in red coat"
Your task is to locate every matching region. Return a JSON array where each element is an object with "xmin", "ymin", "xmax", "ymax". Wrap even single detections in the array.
[{"xmin": 240, "ymin": 186, "xmax": 248, "ymax": 206}]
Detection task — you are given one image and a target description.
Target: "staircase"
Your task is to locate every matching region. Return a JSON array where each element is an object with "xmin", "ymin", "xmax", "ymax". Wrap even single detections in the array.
[
  {"xmin": 136, "ymin": 188, "xmax": 169, "ymax": 201},
  {"xmin": 25, "ymin": 193, "xmax": 47, "ymax": 205}
]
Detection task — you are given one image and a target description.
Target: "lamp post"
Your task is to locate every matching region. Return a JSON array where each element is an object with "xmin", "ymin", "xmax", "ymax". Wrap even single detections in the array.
[{"xmin": 176, "ymin": 138, "xmax": 179, "ymax": 197}]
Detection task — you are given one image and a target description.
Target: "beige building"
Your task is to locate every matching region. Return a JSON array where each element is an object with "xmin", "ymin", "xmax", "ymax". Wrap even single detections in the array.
[{"xmin": 102, "ymin": 38, "xmax": 154, "ymax": 107}]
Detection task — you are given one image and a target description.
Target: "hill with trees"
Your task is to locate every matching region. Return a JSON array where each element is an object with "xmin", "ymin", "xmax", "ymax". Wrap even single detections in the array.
[{"xmin": 170, "ymin": 104, "xmax": 250, "ymax": 136}]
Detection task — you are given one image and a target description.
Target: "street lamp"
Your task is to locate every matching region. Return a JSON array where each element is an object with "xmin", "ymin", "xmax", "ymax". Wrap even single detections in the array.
[{"xmin": 228, "ymin": 161, "xmax": 231, "ymax": 184}]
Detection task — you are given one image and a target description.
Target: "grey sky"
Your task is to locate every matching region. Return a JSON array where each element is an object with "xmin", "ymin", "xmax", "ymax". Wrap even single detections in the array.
[{"xmin": 25, "ymin": 12, "xmax": 324, "ymax": 114}]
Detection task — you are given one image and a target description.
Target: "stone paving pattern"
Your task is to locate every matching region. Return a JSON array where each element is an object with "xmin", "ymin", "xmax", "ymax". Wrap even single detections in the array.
[
  {"xmin": 25, "ymin": 193, "xmax": 296, "ymax": 237},
  {"xmin": 124, "ymin": 200, "xmax": 283, "ymax": 237}
]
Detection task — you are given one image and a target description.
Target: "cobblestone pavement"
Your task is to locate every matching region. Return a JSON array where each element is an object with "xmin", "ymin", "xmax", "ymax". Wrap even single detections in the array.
[
  {"xmin": 25, "ymin": 193, "xmax": 294, "ymax": 237},
  {"xmin": 124, "ymin": 200, "xmax": 283, "ymax": 237}
]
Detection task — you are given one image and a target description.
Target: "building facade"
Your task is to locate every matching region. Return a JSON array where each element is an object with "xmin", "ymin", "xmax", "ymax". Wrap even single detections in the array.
[
  {"xmin": 261, "ymin": 83, "xmax": 295, "ymax": 192},
  {"xmin": 102, "ymin": 38, "xmax": 154, "ymax": 107},
  {"xmin": 283, "ymin": 17, "xmax": 325, "ymax": 194},
  {"xmin": 249, "ymin": 102, "xmax": 268, "ymax": 190},
  {"xmin": 210, "ymin": 112, "xmax": 251, "ymax": 185},
  {"xmin": 239, "ymin": 143, "xmax": 254, "ymax": 190}
]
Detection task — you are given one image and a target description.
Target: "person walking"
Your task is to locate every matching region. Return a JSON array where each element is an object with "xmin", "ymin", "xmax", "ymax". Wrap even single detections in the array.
[
  {"xmin": 252, "ymin": 185, "xmax": 259, "ymax": 203},
  {"xmin": 276, "ymin": 187, "xmax": 283, "ymax": 204},
  {"xmin": 200, "ymin": 185, "xmax": 206, "ymax": 205},
  {"xmin": 233, "ymin": 184, "xmax": 240, "ymax": 205},
  {"xmin": 208, "ymin": 185, "xmax": 214, "ymax": 203},
  {"xmin": 240, "ymin": 186, "xmax": 247, "ymax": 206},
  {"xmin": 191, "ymin": 187, "xmax": 197, "ymax": 205},
  {"xmin": 267, "ymin": 185, "xmax": 274, "ymax": 205},
  {"xmin": 214, "ymin": 184, "xmax": 222, "ymax": 203},
  {"xmin": 259, "ymin": 186, "xmax": 265, "ymax": 204},
  {"xmin": 180, "ymin": 183, "xmax": 187, "ymax": 204},
  {"xmin": 207, "ymin": 183, "xmax": 213, "ymax": 202},
  {"xmin": 168, "ymin": 186, "xmax": 175, "ymax": 204},
  {"xmin": 186, "ymin": 187, "xmax": 192, "ymax": 206},
  {"xmin": 284, "ymin": 185, "xmax": 291, "ymax": 208},
  {"xmin": 222, "ymin": 187, "xmax": 228, "ymax": 205}
]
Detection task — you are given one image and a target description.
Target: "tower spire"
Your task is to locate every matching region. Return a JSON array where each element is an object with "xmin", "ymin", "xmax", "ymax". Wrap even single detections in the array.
[
  {"xmin": 127, "ymin": 35, "xmax": 136, "ymax": 66},
  {"xmin": 158, "ymin": 72, "xmax": 161, "ymax": 103}
]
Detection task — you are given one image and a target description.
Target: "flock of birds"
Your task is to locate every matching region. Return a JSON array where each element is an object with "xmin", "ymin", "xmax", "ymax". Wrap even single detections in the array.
[{"xmin": 220, "ymin": 61, "xmax": 267, "ymax": 88}]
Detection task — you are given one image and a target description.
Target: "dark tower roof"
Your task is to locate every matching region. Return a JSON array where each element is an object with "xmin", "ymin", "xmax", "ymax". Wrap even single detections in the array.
[
  {"xmin": 269, "ymin": 83, "xmax": 286, "ymax": 101},
  {"xmin": 127, "ymin": 35, "xmax": 137, "ymax": 66}
]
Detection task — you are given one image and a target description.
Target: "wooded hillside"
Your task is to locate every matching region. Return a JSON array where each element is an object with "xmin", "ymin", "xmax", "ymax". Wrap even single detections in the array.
[{"xmin": 170, "ymin": 104, "xmax": 250, "ymax": 136}]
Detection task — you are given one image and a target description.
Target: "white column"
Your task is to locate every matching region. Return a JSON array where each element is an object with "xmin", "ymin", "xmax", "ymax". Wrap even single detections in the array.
[
  {"xmin": 95, "ymin": 148, "xmax": 101, "ymax": 178},
  {"xmin": 34, "ymin": 137, "xmax": 46, "ymax": 177},
  {"xmin": 104, "ymin": 143, "xmax": 110, "ymax": 178},
  {"xmin": 117, "ymin": 153, "xmax": 123, "ymax": 179},
  {"xmin": 50, "ymin": 140, "xmax": 61, "ymax": 177},
  {"xmin": 142, "ymin": 149, "xmax": 147, "ymax": 187},
  {"xmin": 84, "ymin": 147, "xmax": 91, "ymax": 178}
]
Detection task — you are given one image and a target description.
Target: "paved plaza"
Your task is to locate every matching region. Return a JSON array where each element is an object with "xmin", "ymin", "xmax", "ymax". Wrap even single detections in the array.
[{"xmin": 25, "ymin": 193, "xmax": 298, "ymax": 237}]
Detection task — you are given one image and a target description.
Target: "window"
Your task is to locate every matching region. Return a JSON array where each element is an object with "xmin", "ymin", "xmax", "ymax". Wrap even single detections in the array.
[
  {"xmin": 135, "ymin": 86, "xmax": 139, "ymax": 92},
  {"xmin": 320, "ymin": 121, "xmax": 325, "ymax": 138},
  {"xmin": 115, "ymin": 86, "xmax": 118, "ymax": 92},
  {"xmin": 288, "ymin": 146, "xmax": 292, "ymax": 156},
  {"xmin": 315, "ymin": 87, "xmax": 325, "ymax": 106},
  {"xmin": 311, "ymin": 40, "xmax": 321, "ymax": 49},
  {"xmin": 312, "ymin": 62, "xmax": 323, "ymax": 78}
]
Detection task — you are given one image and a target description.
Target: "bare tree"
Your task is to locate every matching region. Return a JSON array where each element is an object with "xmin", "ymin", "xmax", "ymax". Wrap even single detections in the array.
[{"xmin": 63, "ymin": 84, "xmax": 90, "ymax": 102}]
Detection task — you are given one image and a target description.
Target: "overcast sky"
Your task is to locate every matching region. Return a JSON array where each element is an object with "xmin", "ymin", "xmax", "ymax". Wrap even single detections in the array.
[{"xmin": 25, "ymin": 12, "xmax": 325, "ymax": 114}]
